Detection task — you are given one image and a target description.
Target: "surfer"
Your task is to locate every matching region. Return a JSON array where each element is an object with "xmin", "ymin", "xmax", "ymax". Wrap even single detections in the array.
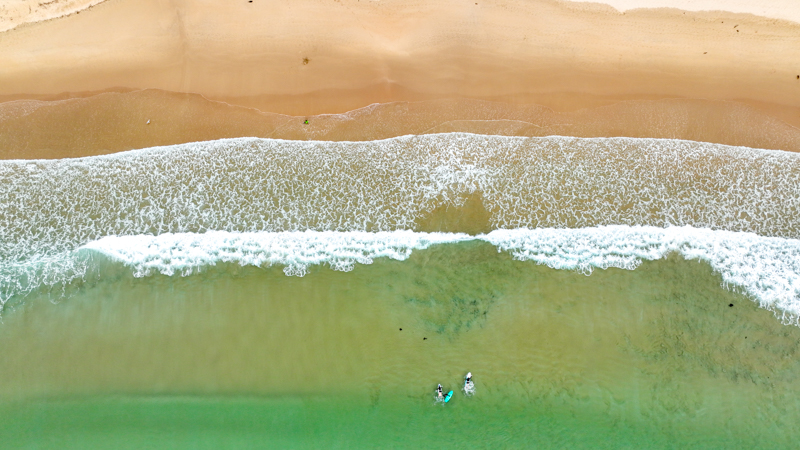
[
  {"xmin": 436, "ymin": 384, "xmax": 453, "ymax": 403},
  {"xmin": 463, "ymin": 372, "xmax": 475, "ymax": 396}
]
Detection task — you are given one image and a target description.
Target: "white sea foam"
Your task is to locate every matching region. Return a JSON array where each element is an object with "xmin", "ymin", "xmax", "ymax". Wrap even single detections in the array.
[
  {"xmin": 484, "ymin": 227, "xmax": 800, "ymax": 324},
  {"xmin": 2, "ymin": 135, "xmax": 800, "ymax": 319},
  {"xmin": 2, "ymin": 134, "xmax": 799, "ymax": 266},
  {"xmin": 83, "ymin": 230, "xmax": 472, "ymax": 277},
  {"xmin": 70, "ymin": 227, "xmax": 800, "ymax": 324}
]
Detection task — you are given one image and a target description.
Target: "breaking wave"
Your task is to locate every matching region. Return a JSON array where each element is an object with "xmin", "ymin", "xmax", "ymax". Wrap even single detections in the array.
[
  {"xmin": 4, "ymin": 227, "xmax": 800, "ymax": 324},
  {"xmin": 2, "ymin": 134, "xmax": 799, "ymax": 262},
  {"xmin": 1, "ymin": 134, "xmax": 799, "ymax": 321}
]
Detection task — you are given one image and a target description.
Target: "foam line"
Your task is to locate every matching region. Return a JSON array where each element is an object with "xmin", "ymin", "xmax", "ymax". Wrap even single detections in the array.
[
  {"xmin": 2, "ymin": 134, "xmax": 800, "ymax": 267},
  {"xmin": 74, "ymin": 226, "xmax": 800, "ymax": 325},
  {"xmin": 485, "ymin": 227, "xmax": 800, "ymax": 323},
  {"xmin": 83, "ymin": 230, "xmax": 473, "ymax": 277},
  {"xmin": 2, "ymin": 135, "xmax": 800, "ymax": 324}
]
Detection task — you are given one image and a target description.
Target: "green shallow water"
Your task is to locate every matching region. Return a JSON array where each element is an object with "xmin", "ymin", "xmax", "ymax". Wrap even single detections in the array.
[
  {"xmin": 0, "ymin": 394, "xmax": 759, "ymax": 449},
  {"xmin": 2, "ymin": 242, "xmax": 800, "ymax": 448}
]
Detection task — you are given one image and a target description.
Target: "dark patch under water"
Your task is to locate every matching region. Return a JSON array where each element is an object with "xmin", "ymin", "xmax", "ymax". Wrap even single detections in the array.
[{"xmin": 1, "ymin": 244, "xmax": 800, "ymax": 448}]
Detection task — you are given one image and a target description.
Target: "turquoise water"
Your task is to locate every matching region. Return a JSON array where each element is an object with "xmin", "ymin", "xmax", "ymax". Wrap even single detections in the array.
[
  {"xmin": 3, "ymin": 135, "xmax": 800, "ymax": 447},
  {"xmin": 2, "ymin": 243, "xmax": 800, "ymax": 448},
  {"xmin": 1, "ymin": 394, "xmax": 769, "ymax": 449}
]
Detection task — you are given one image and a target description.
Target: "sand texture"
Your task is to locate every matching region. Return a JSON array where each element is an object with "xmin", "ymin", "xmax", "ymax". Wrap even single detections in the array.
[
  {"xmin": 2, "ymin": 90, "xmax": 800, "ymax": 159},
  {"xmin": 569, "ymin": 0, "xmax": 800, "ymax": 24},
  {"xmin": 0, "ymin": 0, "xmax": 105, "ymax": 33},
  {"xmin": 1, "ymin": 0, "xmax": 799, "ymax": 158}
]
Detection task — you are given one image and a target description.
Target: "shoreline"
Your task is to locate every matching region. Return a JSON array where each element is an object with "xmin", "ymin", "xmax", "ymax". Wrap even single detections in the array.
[
  {"xmin": 4, "ymin": 3, "xmax": 800, "ymax": 448},
  {"xmin": 1, "ymin": 0, "xmax": 799, "ymax": 159},
  {"xmin": 2, "ymin": 90, "xmax": 799, "ymax": 159},
  {"xmin": 2, "ymin": 0, "xmax": 800, "ymax": 159},
  {"xmin": 0, "ymin": 0, "xmax": 105, "ymax": 34}
]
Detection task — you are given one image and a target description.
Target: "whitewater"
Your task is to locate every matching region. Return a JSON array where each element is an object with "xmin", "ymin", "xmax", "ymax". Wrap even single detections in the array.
[{"xmin": 2, "ymin": 134, "xmax": 800, "ymax": 321}]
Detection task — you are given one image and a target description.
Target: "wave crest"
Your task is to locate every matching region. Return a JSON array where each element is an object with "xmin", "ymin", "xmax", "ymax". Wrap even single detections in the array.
[
  {"xmin": 3, "ymin": 226, "xmax": 790, "ymax": 324},
  {"xmin": 2, "ymin": 135, "xmax": 800, "ymax": 265}
]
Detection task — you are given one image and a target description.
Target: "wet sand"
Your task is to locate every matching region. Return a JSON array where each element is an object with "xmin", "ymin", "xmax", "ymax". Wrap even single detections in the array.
[
  {"xmin": 2, "ymin": 90, "xmax": 800, "ymax": 159},
  {"xmin": 4, "ymin": 2, "xmax": 800, "ymax": 447}
]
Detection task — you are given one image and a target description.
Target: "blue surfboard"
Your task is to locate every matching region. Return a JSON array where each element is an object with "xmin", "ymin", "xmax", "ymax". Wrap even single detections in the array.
[{"xmin": 444, "ymin": 390, "xmax": 453, "ymax": 403}]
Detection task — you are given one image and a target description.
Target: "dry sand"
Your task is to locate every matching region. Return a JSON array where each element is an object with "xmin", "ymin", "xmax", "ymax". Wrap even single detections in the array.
[
  {"xmin": 569, "ymin": 0, "xmax": 800, "ymax": 24},
  {"xmin": 1, "ymin": 0, "xmax": 799, "ymax": 158}
]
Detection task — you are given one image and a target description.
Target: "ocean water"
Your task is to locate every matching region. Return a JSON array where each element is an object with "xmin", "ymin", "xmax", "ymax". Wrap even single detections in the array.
[{"xmin": 3, "ymin": 134, "xmax": 800, "ymax": 448}]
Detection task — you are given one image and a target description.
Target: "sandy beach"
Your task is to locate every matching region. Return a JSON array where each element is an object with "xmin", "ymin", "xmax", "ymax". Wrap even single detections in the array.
[
  {"xmin": 5, "ymin": 3, "xmax": 800, "ymax": 447},
  {"xmin": 1, "ymin": 0, "xmax": 799, "ymax": 158},
  {"xmin": 3, "ymin": 91, "xmax": 800, "ymax": 159}
]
